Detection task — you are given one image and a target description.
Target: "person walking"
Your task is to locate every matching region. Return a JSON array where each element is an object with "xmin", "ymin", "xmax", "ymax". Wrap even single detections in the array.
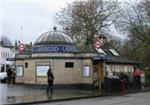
[
  {"xmin": 47, "ymin": 67, "xmax": 54, "ymax": 94},
  {"xmin": 7, "ymin": 67, "xmax": 12, "ymax": 85},
  {"xmin": 11, "ymin": 68, "xmax": 16, "ymax": 85},
  {"xmin": 133, "ymin": 66, "xmax": 143, "ymax": 91}
]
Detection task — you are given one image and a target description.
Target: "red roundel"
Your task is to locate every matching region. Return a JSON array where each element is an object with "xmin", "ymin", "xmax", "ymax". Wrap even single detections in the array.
[
  {"xmin": 19, "ymin": 43, "xmax": 25, "ymax": 52},
  {"xmin": 95, "ymin": 41, "xmax": 101, "ymax": 48}
]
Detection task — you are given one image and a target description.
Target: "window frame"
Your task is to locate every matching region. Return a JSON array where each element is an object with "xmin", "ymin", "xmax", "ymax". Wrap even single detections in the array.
[
  {"xmin": 82, "ymin": 65, "xmax": 90, "ymax": 77},
  {"xmin": 65, "ymin": 62, "xmax": 74, "ymax": 68},
  {"xmin": 16, "ymin": 65, "xmax": 24, "ymax": 77}
]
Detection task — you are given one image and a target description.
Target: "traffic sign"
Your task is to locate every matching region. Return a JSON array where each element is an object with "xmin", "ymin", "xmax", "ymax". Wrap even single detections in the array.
[
  {"xmin": 19, "ymin": 43, "xmax": 25, "ymax": 53},
  {"xmin": 95, "ymin": 41, "xmax": 101, "ymax": 48}
]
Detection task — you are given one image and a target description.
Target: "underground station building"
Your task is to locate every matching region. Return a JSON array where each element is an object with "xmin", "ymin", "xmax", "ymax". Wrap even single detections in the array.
[{"xmin": 15, "ymin": 29, "xmax": 137, "ymax": 90}]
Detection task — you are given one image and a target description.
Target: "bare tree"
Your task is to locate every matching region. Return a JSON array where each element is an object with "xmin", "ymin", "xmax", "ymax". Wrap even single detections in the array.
[
  {"xmin": 116, "ymin": 0, "xmax": 150, "ymax": 67},
  {"xmin": 55, "ymin": 0, "xmax": 120, "ymax": 49}
]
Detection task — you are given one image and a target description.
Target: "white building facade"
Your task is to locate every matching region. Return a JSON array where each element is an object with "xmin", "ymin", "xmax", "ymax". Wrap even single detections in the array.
[{"xmin": 0, "ymin": 36, "xmax": 15, "ymax": 72}]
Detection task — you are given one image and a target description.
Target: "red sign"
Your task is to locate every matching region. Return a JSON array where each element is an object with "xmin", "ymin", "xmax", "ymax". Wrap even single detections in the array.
[
  {"xmin": 95, "ymin": 41, "xmax": 101, "ymax": 48},
  {"xmin": 19, "ymin": 43, "xmax": 25, "ymax": 53},
  {"xmin": 94, "ymin": 37, "xmax": 104, "ymax": 48}
]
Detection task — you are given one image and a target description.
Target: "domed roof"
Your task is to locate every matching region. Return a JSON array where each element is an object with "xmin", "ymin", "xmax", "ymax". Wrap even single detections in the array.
[
  {"xmin": 32, "ymin": 28, "xmax": 77, "ymax": 53},
  {"xmin": 0, "ymin": 36, "xmax": 12, "ymax": 47},
  {"xmin": 34, "ymin": 29, "xmax": 73, "ymax": 45}
]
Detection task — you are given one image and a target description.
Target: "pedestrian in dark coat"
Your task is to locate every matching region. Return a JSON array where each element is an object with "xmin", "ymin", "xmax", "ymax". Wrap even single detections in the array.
[
  {"xmin": 7, "ymin": 67, "xmax": 12, "ymax": 85},
  {"xmin": 11, "ymin": 68, "xmax": 16, "ymax": 85},
  {"xmin": 47, "ymin": 67, "xmax": 54, "ymax": 93}
]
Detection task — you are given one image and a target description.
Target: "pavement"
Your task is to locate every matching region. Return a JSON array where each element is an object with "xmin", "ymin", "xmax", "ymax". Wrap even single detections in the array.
[
  {"xmin": 0, "ymin": 83, "xmax": 150, "ymax": 105},
  {"xmin": 0, "ymin": 83, "xmax": 94, "ymax": 105},
  {"xmin": 34, "ymin": 92, "xmax": 150, "ymax": 105}
]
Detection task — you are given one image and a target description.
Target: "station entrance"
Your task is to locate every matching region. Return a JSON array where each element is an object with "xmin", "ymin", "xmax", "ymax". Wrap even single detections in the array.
[{"xmin": 93, "ymin": 61, "xmax": 105, "ymax": 95}]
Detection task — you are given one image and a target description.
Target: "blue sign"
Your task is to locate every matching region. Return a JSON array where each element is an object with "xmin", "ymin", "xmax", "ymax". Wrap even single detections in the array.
[{"xmin": 32, "ymin": 45, "xmax": 77, "ymax": 53}]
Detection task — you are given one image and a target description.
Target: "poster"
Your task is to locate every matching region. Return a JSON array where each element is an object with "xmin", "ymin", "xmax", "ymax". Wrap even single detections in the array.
[
  {"xmin": 83, "ymin": 65, "xmax": 90, "ymax": 77},
  {"xmin": 16, "ymin": 66, "xmax": 23, "ymax": 76},
  {"xmin": 36, "ymin": 65, "xmax": 49, "ymax": 76}
]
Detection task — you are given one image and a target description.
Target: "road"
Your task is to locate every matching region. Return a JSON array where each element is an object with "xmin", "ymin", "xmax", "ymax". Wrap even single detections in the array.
[{"xmin": 34, "ymin": 92, "xmax": 150, "ymax": 105}]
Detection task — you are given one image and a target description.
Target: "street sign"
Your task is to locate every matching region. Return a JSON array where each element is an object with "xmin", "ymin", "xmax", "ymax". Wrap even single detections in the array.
[
  {"xmin": 94, "ymin": 37, "xmax": 104, "ymax": 49},
  {"xmin": 19, "ymin": 43, "xmax": 25, "ymax": 53},
  {"xmin": 6, "ymin": 58, "xmax": 15, "ymax": 61},
  {"xmin": 32, "ymin": 45, "xmax": 77, "ymax": 53},
  {"xmin": 95, "ymin": 41, "xmax": 101, "ymax": 48}
]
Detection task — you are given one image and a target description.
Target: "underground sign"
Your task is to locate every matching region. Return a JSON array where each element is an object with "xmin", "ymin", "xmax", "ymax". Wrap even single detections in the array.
[{"xmin": 19, "ymin": 43, "xmax": 25, "ymax": 53}]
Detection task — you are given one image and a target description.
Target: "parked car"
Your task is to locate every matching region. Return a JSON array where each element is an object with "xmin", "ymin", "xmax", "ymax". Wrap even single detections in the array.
[{"xmin": 0, "ymin": 72, "xmax": 7, "ymax": 83}]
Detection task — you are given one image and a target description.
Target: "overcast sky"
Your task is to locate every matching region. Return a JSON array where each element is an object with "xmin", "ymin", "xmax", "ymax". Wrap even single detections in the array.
[
  {"xmin": 0, "ymin": 0, "xmax": 76, "ymax": 44},
  {"xmin": 0, "ymin": 0, "xmax": 131, "ymax": 44}
]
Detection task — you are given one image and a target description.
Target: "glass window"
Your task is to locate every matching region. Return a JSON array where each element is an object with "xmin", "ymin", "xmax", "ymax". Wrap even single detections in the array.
[
  {"xmin": 65, "ymin": 62, "xmax": 74, "ymax": 68},
  {"xmin": 36, "ymin": 65, "xmax": 49, "ymax": 77},
  {"xmin": 82, "ymin": 65, "xmax": 90, "ymax": 77},
  {"xmin": 2, "ymin": 52, "xmax": 4, "ymax": 58},
  {"xmin": 109, "ymin": 49, "xmax": 119, "ymax": 56},
  {"xmin": 4, "ymin": 52, "xmax": 6, "ymax": 58},
  {"xmin": 16, "ymin": 66, "xmax": 23, "ymax": 76}
]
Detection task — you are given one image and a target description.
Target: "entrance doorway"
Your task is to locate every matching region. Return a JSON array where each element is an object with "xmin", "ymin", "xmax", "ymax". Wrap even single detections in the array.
[{"xmin": 93, "ymin": 61, "xmax": 105, "ymax": 95}]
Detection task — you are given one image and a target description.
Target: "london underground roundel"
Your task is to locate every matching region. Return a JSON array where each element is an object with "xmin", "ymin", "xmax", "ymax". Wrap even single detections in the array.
[
  {"xmin": 19, "ymin": 43, "xmax": 25, "ymax": 52},
  {"xmin": 95, "ymin": 41, "xmax": 101, "ymax": 48}
]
